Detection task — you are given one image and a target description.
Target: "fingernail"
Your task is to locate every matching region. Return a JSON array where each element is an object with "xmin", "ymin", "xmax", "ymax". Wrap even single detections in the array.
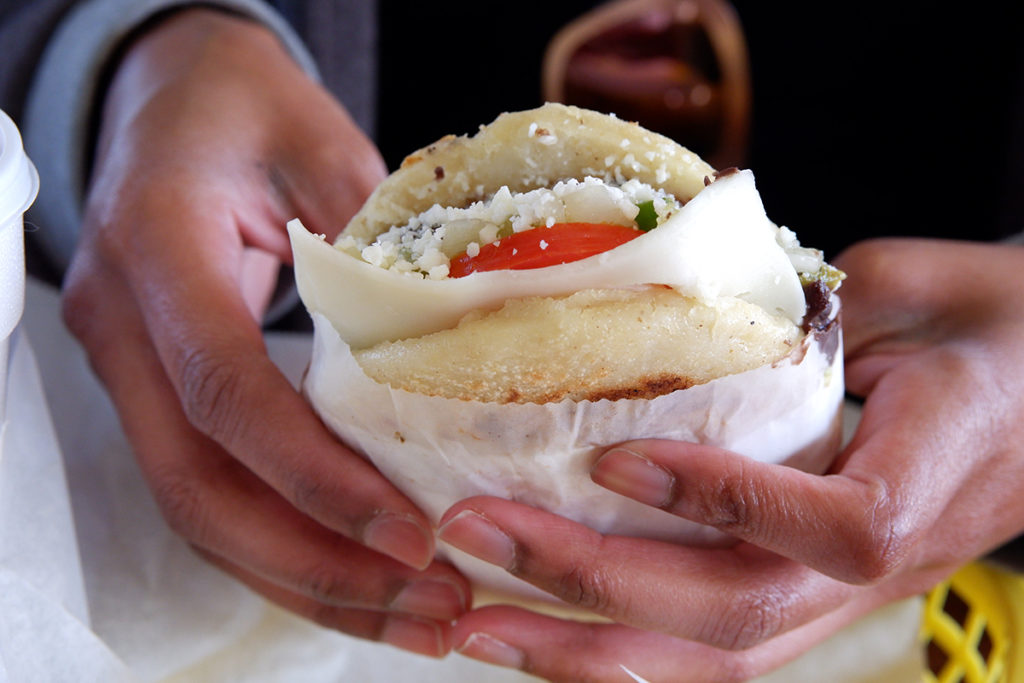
[
  {"xmin": 364, "ymin": 513, "xmax": 434, "ymax": 570},
  {"xmin": 437, "ymin": 510, "xmax": 516, "ymax": 570},
  {"xmin": 380, "ymin": 616, "xmax": 447, "ymax": 658},
  {"xmin": 592, "ymin": 448, "xmax": 675, "ymax": 508},
  {"xmin": 457, "ymin": 632, "xmax": 525, "ymax": 669},
  {"xmin": 391, "ymin": 579, "xmax": 468, "ymax": 621}
]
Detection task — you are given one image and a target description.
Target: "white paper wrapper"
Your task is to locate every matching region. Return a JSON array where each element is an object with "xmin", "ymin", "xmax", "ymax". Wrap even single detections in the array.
[{"xmin": 304, "ymin": 306, "xmax": 844, "ymax": 609}]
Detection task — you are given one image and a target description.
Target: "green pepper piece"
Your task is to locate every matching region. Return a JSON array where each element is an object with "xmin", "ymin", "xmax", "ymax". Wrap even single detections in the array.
[{"xmin": 635, "ymin": 200, "xmax": 658, "ymax": 231}]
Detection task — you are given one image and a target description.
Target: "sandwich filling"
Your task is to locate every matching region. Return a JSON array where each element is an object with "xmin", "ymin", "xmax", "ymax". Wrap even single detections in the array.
[
  {"xmin": 335, "ymin": 172, "xmax": 839, "ymax": 292},
  {"xmin": 335, "ymin": 176, "xmax": 680, "ymax": 279}
]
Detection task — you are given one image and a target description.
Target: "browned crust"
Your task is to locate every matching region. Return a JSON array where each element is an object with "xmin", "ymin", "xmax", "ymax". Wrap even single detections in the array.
[
  {"xmin": 441, "ymin": 374, "xmax": 697, "ymax": 405},
  {"xmin": 354, "ymin": 289, "xmax": 806, "ymax": 405},
  {"xmin": 564, "ymin": 376, "xmax": 696, "ymax": 403}
]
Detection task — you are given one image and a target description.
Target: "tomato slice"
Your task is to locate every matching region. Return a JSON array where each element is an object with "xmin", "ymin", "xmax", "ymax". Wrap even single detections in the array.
[{"xmin": 448, "ymin": 222, "xmax": 642, "ymax": 278}]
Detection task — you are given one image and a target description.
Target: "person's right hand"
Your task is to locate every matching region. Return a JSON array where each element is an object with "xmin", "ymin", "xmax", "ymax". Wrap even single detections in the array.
[
  {"xmin": 437, "ymin": 237, "xmax": 1024, "ymax": 681},
  {"xmin": 60, "ymin": 8, "xmax": 468, "ymax": 656}
]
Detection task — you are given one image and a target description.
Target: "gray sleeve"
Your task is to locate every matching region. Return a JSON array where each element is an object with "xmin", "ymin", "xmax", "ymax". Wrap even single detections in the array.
[
  {"xmin": 22, "ymin": 0, "xmax": 320, "ymax": 274},
  {"xmin": 0, "ymin": 0, "xmax": 80, "ymax": 123}
]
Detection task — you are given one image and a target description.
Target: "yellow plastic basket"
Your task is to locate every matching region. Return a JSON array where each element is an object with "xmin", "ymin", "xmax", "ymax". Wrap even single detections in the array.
[{"xmin": 921, "ymin": 563, "xmax": 1024, "ymax": 683}]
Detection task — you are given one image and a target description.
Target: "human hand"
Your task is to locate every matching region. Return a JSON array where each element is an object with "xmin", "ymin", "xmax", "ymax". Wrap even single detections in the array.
[
  {"xmin": 61, "ymin": 8, "xmax": 467, "ymax": 656},
  {"xmin": 437, "ymin": 238, "xmax": 1024, "ymax": 681}
]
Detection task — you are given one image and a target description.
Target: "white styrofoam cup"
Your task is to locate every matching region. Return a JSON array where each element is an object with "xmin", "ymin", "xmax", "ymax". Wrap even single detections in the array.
[{"xmin": 0, "ymin": 109, "xmax": 40, "ymax": 421}]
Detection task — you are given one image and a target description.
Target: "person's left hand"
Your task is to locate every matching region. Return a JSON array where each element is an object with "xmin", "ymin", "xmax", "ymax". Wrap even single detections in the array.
[
  {"xmin": 436, "ymin": 238, "xmax": 1024, "ymax": 682},
  {"xmin": 61, "ymin": 8, "xmax": 467, "ymax": 657}
]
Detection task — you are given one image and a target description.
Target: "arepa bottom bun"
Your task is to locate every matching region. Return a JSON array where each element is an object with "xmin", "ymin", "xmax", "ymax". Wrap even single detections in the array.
[
  {"xmin": 353, "ymin": 287, "xmax": 803, "ymax": 404},
  {"xmin": 303, "ymin": 299, "xmax": 843, "ymax": 614}
]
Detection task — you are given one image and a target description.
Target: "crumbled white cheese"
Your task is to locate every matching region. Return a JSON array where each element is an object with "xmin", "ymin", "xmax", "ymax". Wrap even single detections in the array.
[
  {"xmin": 479, "ymin": 223, "xmax": 500, "ymax": 245},
  {"xmin": 427, "ymin": 264, "xmax": 450, "ymax": 280},
  {"xmin": 343, "ymin": 176, "xmax": 680, "ymax": 278}
]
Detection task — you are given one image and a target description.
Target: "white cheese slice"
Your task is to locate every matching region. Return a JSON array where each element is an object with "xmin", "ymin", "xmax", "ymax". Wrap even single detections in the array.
[{"xmin": 288, "ymin": 170, "xmax": 805, "ymax": 349}]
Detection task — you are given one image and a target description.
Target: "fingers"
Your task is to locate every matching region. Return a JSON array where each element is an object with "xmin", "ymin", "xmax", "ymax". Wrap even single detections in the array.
[
  {"xmin": 835, "ymin": 238, "xmax": 1024, "ymax": 366},
  {"xmin": 68, "ymin": 8, "xmax": 462, "ymax": 653},
  {"xmin": 588, "ymin": 429, "xmax": 935, "ymax": 585},
  {"xmin": 61, "ymin": 259, "xmax": 469, "ymax": 627},
  {"xmin": 79, "ymin": 188, "xmax": 439, "ymax": 569},
  {"xmin": 832, "ymin": 238, "xmax": 946, "ymax": 360},
  {"xmin": 450, "ymin": 586, "xmax": 903, "ymax": 683},
  {"xmin": 272, "ymin": 94, "xmax": 388, "ymax": 243},
  {"xmin": 201, "ymin": 551, "xmax": 452, "ymax": 658},
  {"xmin": 456, "ymin": 607, "xmax": 744, "ymax": 683},
  {"xmin": 144, "ymin": 435, "xmax": 469, "ymax": 621},
  {"xmin": 590, "ymin": 441, "xmax": 904, "ymax": 584},
  {"xmin": 438, "ymin": 498, "xmax": 856, "ymax": 650},
  {"xmin": 82, "ymin": 17, "xmax": 417, "ymax": 564},
  {"xmin": 100, "ymin": 5, "xmax": 387, "ymax": 251},
  {"xmin": 586, "ymin": 338, "xmax": 1004, "ymax": 586}
]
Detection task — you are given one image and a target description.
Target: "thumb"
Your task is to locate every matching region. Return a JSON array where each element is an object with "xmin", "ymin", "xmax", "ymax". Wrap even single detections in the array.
[{"xmin": 276, "ymin": 94, "xmax": 387, "ymax": 242}]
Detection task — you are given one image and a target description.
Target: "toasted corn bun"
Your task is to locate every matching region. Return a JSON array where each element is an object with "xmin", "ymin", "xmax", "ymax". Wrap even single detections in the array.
[
  {"xmin": 354, "ymin": 287, "xmax": 801, "ymax": 404},
  {"xmin": 342, "ymin": 103, "xmax": 714, "ymax": 244}
]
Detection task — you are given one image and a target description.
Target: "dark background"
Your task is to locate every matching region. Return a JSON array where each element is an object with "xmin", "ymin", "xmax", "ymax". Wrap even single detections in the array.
[{"xmin": 377, "ymin": 1, "xmax": 1023, "ymax": 259}]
